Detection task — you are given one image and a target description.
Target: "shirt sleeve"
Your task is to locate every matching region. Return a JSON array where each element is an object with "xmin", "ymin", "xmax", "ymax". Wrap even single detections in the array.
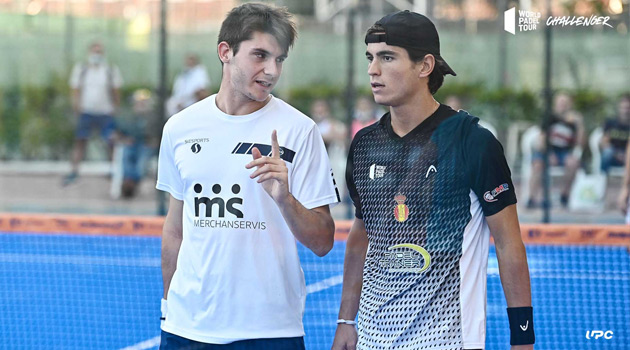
[
  {"xmin": 290, "ymin": 125, "xmax": 340, "ymax": 209},
  {"xmin": 345, "ymin": 135, "xmax": 363, "ymax": 219},
  {"xmin": 465, "ymin": 123, "xmax": 516, "ymax": 217},
  {"xmin": 156, "ymin": 123, "xmax": 184, "ymax": 200},
  {"xmin": 69, "ymin": 64, "xmax": 81, "ymax": 89}
]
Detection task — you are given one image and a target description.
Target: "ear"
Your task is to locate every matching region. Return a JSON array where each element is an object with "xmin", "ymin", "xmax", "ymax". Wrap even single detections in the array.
[
  {"xmin": 217, "ymin": 41, "xmax": 232, "ymax": 64},
  {"xmin": 418, "ymin": 54, "xmax": 436, "ymax": 79}
]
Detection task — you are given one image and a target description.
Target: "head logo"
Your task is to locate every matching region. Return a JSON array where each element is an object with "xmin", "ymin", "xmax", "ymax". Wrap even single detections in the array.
[
  {"xmin": 484, "ymin": 183, "xmax": 509, "ymax": 202},
  {"xmin": 379, "ymin": 243, "xmax": 431, "ymax": 273},
  {"xmin": 191, "ymin": 143, "xmax": 201, "ymax": 153},
  {"xmin": 194, "ymin": 183, "xmax": 243, "ymax": 218},
  {"xmin": 393, "ymin": 193, "xmax": 409, "ymax": 222}
]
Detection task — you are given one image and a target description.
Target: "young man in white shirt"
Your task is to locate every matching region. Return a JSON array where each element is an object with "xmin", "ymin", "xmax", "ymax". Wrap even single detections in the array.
[{"xmin": 157, "ymin": 4, "xmax": 340, "ymax": 349}]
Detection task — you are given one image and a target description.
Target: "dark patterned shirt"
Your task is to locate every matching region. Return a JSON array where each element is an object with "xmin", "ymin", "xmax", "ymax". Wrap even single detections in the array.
[{"xmin": 346, "ymin": 105, "xmax": 516, "ymax": 350}]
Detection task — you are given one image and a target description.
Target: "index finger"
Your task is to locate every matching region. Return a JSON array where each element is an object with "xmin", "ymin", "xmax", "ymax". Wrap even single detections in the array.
[{"xmin": 271, "ymin": 130, "xmax": 280, "ymax": 159}]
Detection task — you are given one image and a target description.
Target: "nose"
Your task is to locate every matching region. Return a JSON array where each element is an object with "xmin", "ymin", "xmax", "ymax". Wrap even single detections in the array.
[
  {"xmin": 263, "ymin": 60, "xmax": 280, "ymax": 78},
  {"xmin": 367, "ymin": 60, "xmax": 380, "ymax": 76}
]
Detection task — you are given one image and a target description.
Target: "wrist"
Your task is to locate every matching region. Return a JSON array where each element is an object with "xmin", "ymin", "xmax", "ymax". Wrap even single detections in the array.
[
  {"xmin": 507, "ymin": 306, "xmax": 535, "ymax": 345},
  {"xmin": 336, "ymin": 319, "xmax": 357, "ymax": 326},
  {"xmin": 275, "ymin": 192, "xmax": 293, "ymax": 208}
]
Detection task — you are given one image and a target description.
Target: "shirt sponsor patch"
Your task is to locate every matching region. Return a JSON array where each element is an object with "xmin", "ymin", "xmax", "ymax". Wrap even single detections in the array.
[{"xmin": 484, "ymin": 183, "xmax": 510, "ymax": 202}]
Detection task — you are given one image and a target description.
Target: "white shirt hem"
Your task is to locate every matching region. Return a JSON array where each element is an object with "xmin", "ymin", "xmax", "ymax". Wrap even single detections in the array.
[{"xmin": 161, "ymin": 323, "xmax": 305, "ymax": 344}]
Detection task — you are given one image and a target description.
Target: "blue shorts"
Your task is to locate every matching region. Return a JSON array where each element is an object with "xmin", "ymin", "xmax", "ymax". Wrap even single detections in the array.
[
  {"xmin": 532, "ymin": 148, "xmax": 571, "ymax": 166},
  {"xmin": 75, "ymin": 113, "xmax": 116, "ymax": 140},
  {"xmin": 159, "ymin": 330, "xmax": 306, "ymax": 350}
]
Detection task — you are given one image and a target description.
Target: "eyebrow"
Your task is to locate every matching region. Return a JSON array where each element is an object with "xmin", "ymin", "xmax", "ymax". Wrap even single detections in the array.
[
  {"xmin": 365, "ymin": 50, "xmax": 398, "ymax": 57},
  {"xmin": 251, "ymin": 48, "xmax": 287, "ymax": 60}
]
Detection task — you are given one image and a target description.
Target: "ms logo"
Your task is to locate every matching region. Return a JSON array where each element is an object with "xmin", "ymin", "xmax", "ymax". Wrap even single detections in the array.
[
  {"xmin": 191, "ymin": 143, "xmax": 201, "ymax": 153},
  {"xmin": 194, "ymin": 183, "xmax": 243, "ymax": 218}
]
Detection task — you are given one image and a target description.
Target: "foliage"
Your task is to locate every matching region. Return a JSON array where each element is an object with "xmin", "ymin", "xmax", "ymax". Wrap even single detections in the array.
[{"xmin": 0, "ymin": 77, "xmax": 624, "ymax": 160}]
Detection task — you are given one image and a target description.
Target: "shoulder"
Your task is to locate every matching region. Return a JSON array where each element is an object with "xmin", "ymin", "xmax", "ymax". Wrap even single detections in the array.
[
  {"xmin": 271, "ymin": 97, "xmax": 318, "ymax": 130},
  {"xmin": 350, "ymin": 115, "xmax": 385, "ymax": 148},
  {"xmin": 165, "ymin": 96, "xmax": 212, "ymax": 131}
]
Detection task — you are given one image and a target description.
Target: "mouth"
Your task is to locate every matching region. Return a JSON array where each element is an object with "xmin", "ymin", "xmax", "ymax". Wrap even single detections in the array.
[
  {"xmin": 371, "ymin": 82, "xmax": 384, "ymax": 88},
  {"xmin": 256, "ymin": 80, "xmax": 273, "ymax": 88}
]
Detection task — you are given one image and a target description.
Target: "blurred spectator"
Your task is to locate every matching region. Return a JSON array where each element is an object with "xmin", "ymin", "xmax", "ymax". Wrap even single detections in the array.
[
  {"xmin": 351, "ymin": 96, "xmax": 383, "ymax": 138},
  {"xmin": 166, "ymin": 54, "xmax": 210, "ymax": 117},
  {"xmin": 310, "ymin": 98, "xmax": 346, "ymax": 149},
  {"xmin": 114, "ymin": 89, "xmax": 159, "ymax": 198},
  {"xmin": 310, "ymin": 98, "xmax": 347, "ymax": 201},
  {"xmin": 63, "ymin": 41, "xmax": 123, "ymax": 186},
  {"xmin": 527, "ymin": 92, "xmax": 584, "ymax": 208},
  {"xmin": 445, "ymin": 95, "xmax": 462, "ymax": 111},
  {"xmin": 600, "ymin": 94, "xmax": 630, "ymax": 173}
]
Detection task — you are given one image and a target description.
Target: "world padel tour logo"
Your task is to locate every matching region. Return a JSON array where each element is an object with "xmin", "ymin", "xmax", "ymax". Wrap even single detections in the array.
[
  {"xmin": 379, "ymin": 243, "xmax": 431, "ymax": 273},
  {"xmin": 504, "ymin": 7, "xmax": 612, "ymax": 35}
]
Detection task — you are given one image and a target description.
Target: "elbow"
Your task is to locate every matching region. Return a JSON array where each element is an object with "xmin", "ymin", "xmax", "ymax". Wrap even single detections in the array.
[
  {"xmin": 311, "ymin": 219, "xmax": 335, "ymax": 257},
  {"xmin": 312, "ymin": 238, "xmax": 334, "ymax": 257}
]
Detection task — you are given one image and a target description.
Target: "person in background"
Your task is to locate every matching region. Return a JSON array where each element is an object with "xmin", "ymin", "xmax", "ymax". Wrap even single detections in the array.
[
  {"xmin": 166, "ymin": 54, "xmax": 210, "ymax": 117},
  {"xmin": 600, "ymin": 94, "xmax": 630, "ymax": 173},
  {"xmin": 527, "ymin": 92, "xmax": 584, "ymax": 208},
  {"xmin": 351, "ymin": 96, "xmax": 382, "ymax": 138},
  {"xmin": 310, "ymin": 98, "xmax": 346, "ymax": 149},
  {"xmin": 113, "ymin": 89, "xmax": 158, "ymax": 198},
  {"xmin": 63, "ymin": 41, "xmax": 123, "ymax": 186},
  {"xmin": 445, "ymin": 94, "xmax": 462, "ymax": 111}
]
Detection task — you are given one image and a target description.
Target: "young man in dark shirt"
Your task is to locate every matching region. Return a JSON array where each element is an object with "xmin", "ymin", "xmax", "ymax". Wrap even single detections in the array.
[{"xmin": 332, "ymin": 11, "xmax": 535, "ymax": 350}]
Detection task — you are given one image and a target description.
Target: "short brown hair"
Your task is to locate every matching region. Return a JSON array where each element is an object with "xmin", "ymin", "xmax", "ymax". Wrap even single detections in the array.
[
  {"xmin": 366, "ymin": 24, "xmax": 444, "ymax": 95},
  {"xmin": 218, "ymin": 3, "xmax": 297, "ymax": 57}
]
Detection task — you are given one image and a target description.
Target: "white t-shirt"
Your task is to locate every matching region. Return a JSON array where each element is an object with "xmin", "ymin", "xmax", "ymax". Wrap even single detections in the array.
[
  {"xmin": 167, "ymin": 65, "xmax": 210, "ymax": 116},
  {"xmin": 156, "ymin": 94, "xmax": 340, "ymax": 344},
  {"xmin": 69, "ymin": 62, "xmax": 123, "ymax": 115}
]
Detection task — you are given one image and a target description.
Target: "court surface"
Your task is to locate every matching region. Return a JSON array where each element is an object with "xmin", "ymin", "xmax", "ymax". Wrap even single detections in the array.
[{"xmin": 1, "ymin": 232, "xmax": 628, "ymax": 349}]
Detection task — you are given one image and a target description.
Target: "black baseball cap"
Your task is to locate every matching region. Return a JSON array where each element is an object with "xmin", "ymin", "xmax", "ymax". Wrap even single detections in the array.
[{"xmin": 365, "ymin": 10, "xmax": 456, "ymax": 76}]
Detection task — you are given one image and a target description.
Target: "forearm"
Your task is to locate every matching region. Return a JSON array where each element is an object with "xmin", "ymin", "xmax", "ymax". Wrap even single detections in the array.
[
  {"xmin": 161, "ymin": 229, "xmax": 182, "ymax": 299},
  {"xmin": 71, "ymin": 89, "xmax": 80, "ymax": 112},
  {"xmin": 277, "ymin": 195, "xmax": 334, "ymax": 256},
  {"xmin": 113, "ymin": 89, "xmax": 121, "ymax": 109},
  {"xmin": 338, "ymin": 220, "xmax": 368, "ymax": 320},
  {"xmin": 496, "ymin": 241, "xmax": 532, "ymax": 307}
]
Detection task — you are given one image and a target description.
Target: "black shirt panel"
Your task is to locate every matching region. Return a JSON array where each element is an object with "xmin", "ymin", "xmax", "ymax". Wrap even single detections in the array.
[
  {"xmin": 603, "ymin": 118, "xmax": 630, "ymax": 150},
  {"xmin": 346, "ymin": 121, "xmax": 382, "ymax": 219},
  {"xmin": 463, "ymin": 122, "xmax": 517, "ymax": 217}
]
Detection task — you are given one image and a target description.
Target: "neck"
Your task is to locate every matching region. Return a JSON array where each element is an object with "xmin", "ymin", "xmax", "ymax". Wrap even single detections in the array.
[
  {"xmin": 215, "ymin": 81, "xmax": 270, "ymax": 116},
  {"xmin": 389, "ymin": 92, "xmax": 440, "ymax": 137}
]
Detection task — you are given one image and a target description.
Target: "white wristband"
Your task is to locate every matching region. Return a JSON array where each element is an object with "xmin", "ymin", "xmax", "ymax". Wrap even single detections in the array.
[{"xmin": 337, "ymin": 319, "xmax": 357, "ymax": 325}]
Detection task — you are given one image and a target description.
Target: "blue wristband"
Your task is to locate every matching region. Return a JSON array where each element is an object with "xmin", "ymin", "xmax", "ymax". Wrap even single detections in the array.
[{"xmin": 507, "ymin": 307, "xmax": 535, "ymax": 345}]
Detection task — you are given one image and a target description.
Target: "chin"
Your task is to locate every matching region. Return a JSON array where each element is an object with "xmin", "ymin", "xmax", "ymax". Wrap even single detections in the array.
[
  {"xmin": 248, "ymin": 91, "xmax": 271, "ymax": 102},
  {"xmin": 372, "ymin": 96, "xmax": 391, "ymax": 107}
]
